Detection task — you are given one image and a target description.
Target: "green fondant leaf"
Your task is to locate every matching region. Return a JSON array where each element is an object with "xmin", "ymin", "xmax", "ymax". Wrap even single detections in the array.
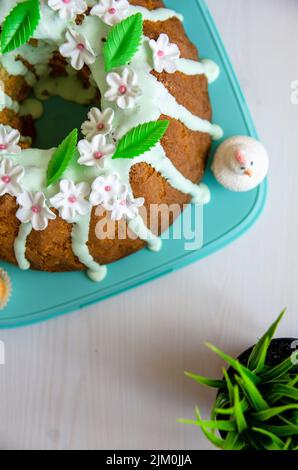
[
  {"xmin": 46, "ymin": 129, "xmax": 78, "ymax": 187},
  {"xmin": 103, "ymin": 13, "xmax": 143, "ymax": 72},
  {"xmin": 112, "ymin": 120, "xmax": 170, "ymax": 160},
  {"xmin": 1, "ymin": 0, "xmax": 41, "ymax": 54}
]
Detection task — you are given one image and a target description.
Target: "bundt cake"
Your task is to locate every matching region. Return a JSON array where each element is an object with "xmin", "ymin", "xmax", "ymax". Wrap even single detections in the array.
[{"xmin": 0, "ymin": 0, "xmax": 222, "ymax": 281}]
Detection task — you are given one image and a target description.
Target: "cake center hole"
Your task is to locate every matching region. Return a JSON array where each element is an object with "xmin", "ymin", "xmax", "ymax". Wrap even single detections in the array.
[{"xmin": 33, "ymin": 73, "xmax": 98, "ymax": 149}]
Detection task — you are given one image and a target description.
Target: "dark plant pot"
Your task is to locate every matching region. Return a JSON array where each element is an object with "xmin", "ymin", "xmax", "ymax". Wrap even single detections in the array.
[
  {"xmin": 217, "ymin": 337, "xmax": 298, "ymax": 442},
  {"xmin": 237, "ymin": 337, "xmax": 298, "ymax": 368}
]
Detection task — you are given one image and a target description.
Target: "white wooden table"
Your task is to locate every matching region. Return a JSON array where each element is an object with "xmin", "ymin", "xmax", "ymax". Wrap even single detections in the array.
[{"xmin": 0, "ymin": 0, "xmax": 297, "ymax": 450}]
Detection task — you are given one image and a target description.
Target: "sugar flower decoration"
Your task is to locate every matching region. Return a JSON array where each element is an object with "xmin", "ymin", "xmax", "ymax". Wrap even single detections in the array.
[
  {"xmin": 50, "ymin": 180, "xmax": 90, "ymax": 222},
  {"xmin": 0, "ymin": 157, "xmax": 24, "ymax": 197},
  {"xmin": 47, "ymin": 0, "xmax": 87, "ymax": 21},
  {"xmin": 90, "ymin": 0, "xmax": 129, "ymax": 26},
  {"xmin": 149, "ymin": 34, "xmax": 180, "ymax": 74},
  {"xmin": 105, "ymin": 68, "xmax": 142, "ymax": 109},
  {"xmin": 0, "ymin": 125, "xmax": 21, "ymax": 156},
  {"xmin": 78, "ymin": 134, "xmax": 115, "ymax": 169},
  {"xmin": 16, "ymin": 191, "xmax": 56, "ymax": 231},
  {"xmin": 81, "ymin": 107, "xmax": 115, "ymax": 140},
  {"xmin": 59, "ymin": 29, "xmax": 96, "ymax": 71},
  {"xmin": 89, "ymin": 173, "xmax": 126, "ymax": 210},
  {"xmin": 111, "ymin": 191, "xmax": 144, "ymax": 221}
]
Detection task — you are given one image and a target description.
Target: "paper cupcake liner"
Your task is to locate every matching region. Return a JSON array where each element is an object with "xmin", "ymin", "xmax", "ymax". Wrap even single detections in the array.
[{"xmin": 0, "ymin": 268, "xmax": 12, "ymax": 310}]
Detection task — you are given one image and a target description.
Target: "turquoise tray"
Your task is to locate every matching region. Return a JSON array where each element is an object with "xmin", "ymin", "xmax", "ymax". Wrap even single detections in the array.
[{"xmin": 0, "ymin": 0, "xmax": 267, "ymax": 328}]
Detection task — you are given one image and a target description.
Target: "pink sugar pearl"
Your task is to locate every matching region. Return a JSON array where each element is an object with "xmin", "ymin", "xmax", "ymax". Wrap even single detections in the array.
[
  {"xmin": 63, "ymin": 0, "xmax": 71, "ymax": 3},
  {"xmin": 104, "ymin": 185, "xmax": 111, "ymax": 192},
  {"xmin": 157, "ymin": 50, "xmax": 165, "ymax": 57},
  {"xmin": 31, "ymin": 205, "xmax": 41, "ymax": 214},
  {"xmin": 97, "ymin": 123, "xmax": 105, "ymax": 131},
  {"xmin": 94, "ymin": 151, "xmax": 103, "ymax": 160},
  {"xmin": 77, "ymin": 43, "xmax": 85, "ymax": 50},
  {"xmin": 119, "ymin": 85, "xmax": 127, "ymax": 95},
  {"xmin": 0, "ymin": 144, "xmax": 7, "ymax": 150},
  {"xmin": 68, "ymin": 195, "xmax": 77, "ymax": 204},
  {"xmin": 1, "ymin": 175, "xmax": 11, "ymax": 184},
  {"xmin": 108, "ymin": 8, "xmax": 116, "ymax": 14}
]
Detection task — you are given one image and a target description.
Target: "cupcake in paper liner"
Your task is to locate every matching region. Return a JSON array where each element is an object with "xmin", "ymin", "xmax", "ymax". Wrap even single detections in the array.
[{"xmin": 0, "ymin": 268, "xmax": 11, "ymax": 310}]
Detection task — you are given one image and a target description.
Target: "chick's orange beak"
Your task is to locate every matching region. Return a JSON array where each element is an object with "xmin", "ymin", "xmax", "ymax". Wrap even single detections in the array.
[{"xmin": 244, "ymin": 168, "xmax": 253, "ymax": 177}]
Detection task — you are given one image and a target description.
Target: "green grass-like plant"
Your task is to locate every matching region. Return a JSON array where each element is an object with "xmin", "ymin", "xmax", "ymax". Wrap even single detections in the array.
[{"xmin": 179, "ymin": 310, "xmax": 298, "ymax": 450}]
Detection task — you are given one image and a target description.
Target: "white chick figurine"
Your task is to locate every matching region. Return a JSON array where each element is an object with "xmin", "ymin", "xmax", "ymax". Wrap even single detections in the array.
[{"xmin": 211, "ymin": 136, "xmax": 269, "ymax": 192}]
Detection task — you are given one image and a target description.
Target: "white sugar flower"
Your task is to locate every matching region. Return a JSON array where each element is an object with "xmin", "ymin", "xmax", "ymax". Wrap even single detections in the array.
[
  {"xmin": 0, "ymin": 157, "xmax": 24, "ymax": 197},
  {"xmin": 90, "ymin": 0, "xmax": 129, "ymax": 26},
  {"xmin": 50, "ymin": 180, "xmax": 90, "ymax": 223},
  {"xmin": 89, "ymin": 173, "xmax": 126, "ymax": 210},
  {"xmin": 78, "ymin": 134, "xmax": 115, "ymax": 169},
  {"xmin": 105, "ymin": 68, "xmax": 142, "ymax": 109},
  {"xmin": 81, "ymin": 107, "xmax": 114, "ymax": 140},
  {"xmin": 59, "ymin": 29, "xmax": 96, "ymax": 71},
  {"xmin": 149, "ymin": 34, "xmax": 180, "ymax": 74},
  {"xmin": 111, "ymin": 192, "xmax": 144, "ymax": 221},
  {"xmin": 0, "ymin": 125, "xmax": 21, "ymax": 155},
  {"xmin": 47, "ymin": 0, "xmax": 87, "ymax": 21},
  {"xmin": 16, "ymin": 191, "xmax": 56, "ymax": 231}
]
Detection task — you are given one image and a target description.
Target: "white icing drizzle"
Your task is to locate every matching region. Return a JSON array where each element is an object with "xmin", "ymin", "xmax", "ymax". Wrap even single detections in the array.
[
  {"xmin": 155, "ymin": 77, "xmax": 223, "ymax": 139},
  {"xmin": 0, "ymin": 1, "xmax": 223, "ymax": 281},
  {"xmin": 90, "ymin": 37, "xmax": 222, "ymax": 140},
  {"xmin": 128, "ymin": 216, "xmax": 162, "ymax": 252},
  {"xmin": 34, "ymin": 3, "xmax": 70, "ymax": 44},
  {"xmin": 0, "ymin": 34, "xmax": 56, "ymax": 85},
  {"xmin": 34, "ymin": 75, "xmax": 97, "ymax": 105},
  {"xmin": 0, "ymin": 52, "xmax": 36, "ymax": 86},
  {"xmin": 128, "ymin": 5, "xmax": 184, "ymax": 22},
  {"xmin": 143, "ymin": 143, "xmax": 211, "ymax": 204},
  {"xmin": 14, "ymin": 223, "xmax": 32, "ymax": 270},
  {"xmin": 0, "ymin": 89, "xmax": 20, "ymax": 113},
  {"xmin": 177, "ymin": 58, "xmax": 220, "ymax": 84},
  {"xmin": 0, "ymin": 1, "xmax": 14, "ymax": 24},
  {"xmin": 71, "ymin": 210, "xmax": 107, "ymax": 282},
  {"xmin": 19, "ymin": 98, "xmax": 44, "ymax": 119}
]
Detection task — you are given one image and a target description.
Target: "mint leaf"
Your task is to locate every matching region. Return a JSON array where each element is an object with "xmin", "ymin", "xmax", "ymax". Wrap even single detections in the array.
[
  {"xmin": 103, "ymin": 13, "xmax": 143, "ymax": 72},
  {"xmin": 47, "ymin": 129, "xmax": 78, "ymax": 187},
  {"xmin": 112, "ymin": 120, "xmax": 170, "ymax": 160},
  {"xmin": 1, "ymin": 0, "xmax": 41, "ymax": 54}
]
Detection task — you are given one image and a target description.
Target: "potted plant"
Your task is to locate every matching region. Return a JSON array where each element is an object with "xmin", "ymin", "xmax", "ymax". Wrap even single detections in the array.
[{"xmin": 179, "ymin": 310, "xmax": 298, "ymax": 450}]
